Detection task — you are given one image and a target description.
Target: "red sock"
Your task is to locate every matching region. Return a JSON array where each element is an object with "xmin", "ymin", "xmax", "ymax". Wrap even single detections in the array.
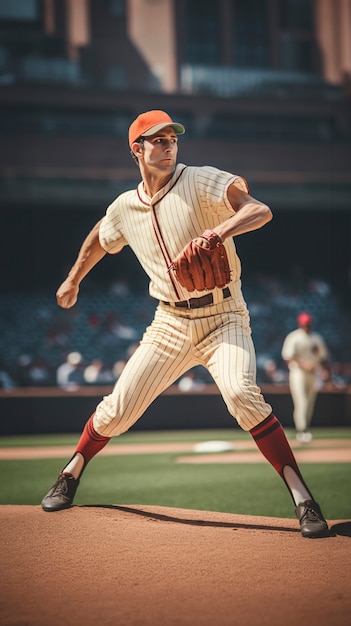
[
  {"xmin": 75, "ymin": 413, "xmax": 111, "ymax": 464},
  {"xmin": 250, "ymin": 413, "xmax": 303, "ymax": 480}
]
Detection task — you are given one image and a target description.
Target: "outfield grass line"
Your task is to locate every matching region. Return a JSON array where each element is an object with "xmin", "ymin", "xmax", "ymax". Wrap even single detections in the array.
[{"xmin": 0, "ymin": 437, "xmax": 350, "ymax": 460}]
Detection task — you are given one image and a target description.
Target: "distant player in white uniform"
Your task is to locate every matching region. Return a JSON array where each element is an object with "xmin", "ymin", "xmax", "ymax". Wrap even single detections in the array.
[
  {"xmin": 282, "ymin": 311, "xmax": 331, "ymax": 443},
  {"xmin": 41, "ymin": 110, "xmax": 329, "ymax": 538}
]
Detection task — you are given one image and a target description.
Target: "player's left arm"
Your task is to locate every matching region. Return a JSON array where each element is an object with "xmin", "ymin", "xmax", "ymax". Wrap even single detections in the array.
[{"xmin": 212, "ymin": 183, "xmax": 272, "ymax": 242}]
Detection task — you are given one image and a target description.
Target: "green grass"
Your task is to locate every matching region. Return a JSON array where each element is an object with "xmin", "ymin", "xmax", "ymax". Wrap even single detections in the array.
[
  {"xmin": 1, "ymin": 426, "xmax": 351, "ymax": 447},
  {"xmin": 0, "ymin": 428, "xmax": 350, "ymax": 520}
]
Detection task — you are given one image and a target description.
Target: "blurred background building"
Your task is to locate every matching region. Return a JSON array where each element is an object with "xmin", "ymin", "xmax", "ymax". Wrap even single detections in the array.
[{"xmin": 0, "ymin": 0, "xmax": 350, "ymax": 390}]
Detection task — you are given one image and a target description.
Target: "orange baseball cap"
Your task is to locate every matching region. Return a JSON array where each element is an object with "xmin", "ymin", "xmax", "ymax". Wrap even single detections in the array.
[
  {"xmin": 128, "ymin": 110, "xmax": 185, "ymax": 148},
  {"xmin": 297, "ymin": 312, "xmax": 312, "ymax": 326}
]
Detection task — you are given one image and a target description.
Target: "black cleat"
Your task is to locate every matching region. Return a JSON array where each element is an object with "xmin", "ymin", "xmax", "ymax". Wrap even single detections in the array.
[
  {"xmin": 295, "ymin": 500, "xmax": 329, "ymax": 538},
  {"xmin": 41, "ymin": 473, "xmax": 79, "ymax": 512}
]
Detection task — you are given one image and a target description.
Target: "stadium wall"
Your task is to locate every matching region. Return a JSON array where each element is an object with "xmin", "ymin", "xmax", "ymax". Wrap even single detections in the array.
[{"xmin": 0, "ymin": 385, "xmax": 350, "ymax": 435}]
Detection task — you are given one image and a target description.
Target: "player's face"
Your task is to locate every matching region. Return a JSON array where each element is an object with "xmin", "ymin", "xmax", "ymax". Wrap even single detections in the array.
[{"xmin": 141, "ymin": 127, "xmax": 178, "ymax": 172}]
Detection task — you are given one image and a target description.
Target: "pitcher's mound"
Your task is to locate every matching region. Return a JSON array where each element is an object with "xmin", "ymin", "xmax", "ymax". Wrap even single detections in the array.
[{"xmin": 0, "ymin": 504, "xmax": 350, "ymax": 626}]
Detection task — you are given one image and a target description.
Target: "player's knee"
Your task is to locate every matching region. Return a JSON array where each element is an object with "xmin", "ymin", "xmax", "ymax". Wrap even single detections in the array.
[
  {"xmin": 94, "ymin": 402, "xmax": 126, "ymax": 437},
  {"xmin": 225, "ymin": 385, "xmax": 271, "ymax": 430},
  {"xmin": 228, "ymin": 383, "xmax": 252, "ymax": 408}
]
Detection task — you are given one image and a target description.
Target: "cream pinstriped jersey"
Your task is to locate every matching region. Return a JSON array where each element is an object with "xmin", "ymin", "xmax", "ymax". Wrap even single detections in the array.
[
  {"xmin": 281, "ymin": 329, "xmax": 329, "ymax": 372},
  {"xmin": 99, "ymin": 163, "xmax": 249, "ymax": 302}
]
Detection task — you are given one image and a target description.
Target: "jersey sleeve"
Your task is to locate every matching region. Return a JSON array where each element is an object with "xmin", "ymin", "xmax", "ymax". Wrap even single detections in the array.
[
  {"xmin": 281, "ymin": 333, "xmax": 295, "ymax": 360},
  {"xmin": 196, "ymin": 166, "xmax": 249, "ymax": 216},
  {"xmin": 99, "ymin": 198, "xmax": 128, "ymax": 254}
]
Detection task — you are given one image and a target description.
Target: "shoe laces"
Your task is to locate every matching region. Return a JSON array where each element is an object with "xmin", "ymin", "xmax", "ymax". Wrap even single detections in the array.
[
  {"xmin": 304, "ymin": 507, "xmax": 319, "ymax": 521},
  {"xmin": 52, "ymin": 475, "xmax": 70, "ymax": 497},
  {"xmin": 301, "ymin": 501, "xmax": 321, "ymax": 522}
]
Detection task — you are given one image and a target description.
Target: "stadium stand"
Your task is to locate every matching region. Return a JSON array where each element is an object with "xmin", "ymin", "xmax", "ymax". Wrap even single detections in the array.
[{"xmin": 1, "ymin": 275, "xmax": 350, "ymax": 389}]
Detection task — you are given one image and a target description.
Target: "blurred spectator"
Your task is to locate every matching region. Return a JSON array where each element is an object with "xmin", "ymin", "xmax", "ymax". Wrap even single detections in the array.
[
  {"xmin": 105, "ymin": 311, "xmax": 139, "ymax": 342},
  {"xmin": 56, "ymin": 352, "xmax": 85, "ymax": 390},
  {"xmin": 113, "ymin": 321, "xmax": 138, "ymax": 340},
  {"xmin": 110, "ymin": 343, "xmax": 141, "ymax": 381},
  {"xmin": 96, "ymin": 311, "xmax": 138, "ymax": 351},
  {"xmin": 12, "ymin": 354, "xmax": 54, "ymax": 387},
  {"xmin": 178, "ymin": 371, "xmax": 205, "ymax": 393},
  {"xmin": 112, "ymin": 359, "xmax": 127, "ymax": 380},
  {"xmin": 260, "ymin": 358, "xmax": 287, "ymax": 384},
  {"xmin": 126, "ymin": 342, "xmax": 140, "ymax": 358},
  {"xmin": 44, "ymin": 315, "xmax": 71, "ymax": 349},
  {"xmin": 83, "ymin": 359, "xmax": 116, "ymax": 385},
  {"xmin": 109, "ymin": 277, "xmax": 131, "ymax": 297},
  {"xmin": 14, "ymin": 354, "xmax": 34, "ymax": 387},
  {"xmin": 111, "ymin": 343, "xmax": 140, "ymax": 380},
  {"xmin": 308, "ymin": 278, "xmax": 330, "ymax": 297},
  {"xmin": 331, "ymin": 361, "xmax": 351, "ymax": 387},
  {"xmin": 0, "ymin": 360, "xmax": 16, "ymax": 390},
  {"xmin": 26, "ymin": 357, "xmax": 54, "ymax": 387}
]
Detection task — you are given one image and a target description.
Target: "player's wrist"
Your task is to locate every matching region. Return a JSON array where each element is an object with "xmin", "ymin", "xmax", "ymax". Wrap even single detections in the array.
[{"xmin": 201, "ymin": 230, "xmax": 223, "ymax": 248}]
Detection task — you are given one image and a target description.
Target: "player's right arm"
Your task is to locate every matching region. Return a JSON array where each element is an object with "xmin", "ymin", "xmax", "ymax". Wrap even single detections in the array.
[{"xmin": 56, "ymin": 219, "xmax": 106, "ymax": 308}]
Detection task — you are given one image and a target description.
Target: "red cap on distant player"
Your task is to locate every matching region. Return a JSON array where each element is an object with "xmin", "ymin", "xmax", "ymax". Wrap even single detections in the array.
[
  {"xmin": 297, "ymin": 312, "xmax": 313, "ymax": 326},
  {"xmin": 128, "ymin": 110, "xmax": 185, "ymax": 148}
]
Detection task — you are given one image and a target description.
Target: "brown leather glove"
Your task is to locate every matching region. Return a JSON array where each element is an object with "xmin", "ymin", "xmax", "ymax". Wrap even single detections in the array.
[{"xmin": 169, "ymin": 230, "xmax": 231, "ymax": 292}]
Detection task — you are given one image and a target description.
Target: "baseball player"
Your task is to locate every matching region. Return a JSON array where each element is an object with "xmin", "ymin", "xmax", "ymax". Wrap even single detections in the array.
[
  {"xmin": 282, "ymin": 311, "xmax": 331, "ymax": 443},
  {"xmin": 41, "ymin": 110, "xmax": 329, "ymax": 538}
]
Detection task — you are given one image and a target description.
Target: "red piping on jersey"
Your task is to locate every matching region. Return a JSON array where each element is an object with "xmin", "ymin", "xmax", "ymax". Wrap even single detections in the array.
[
  {"xmin": 136, "ymin": 188, "xmax": 150, "ymax": 206},
  {"xmin": 151, "ymin": 205, "xmax": 180, "ymax": 299},
  {"xmin": 149, "ymin": 166, "xmax": 187, "ymax": 299},
  {"xmin": 136, "ymin": 188, "xmax": 180, "ymax": 294}
]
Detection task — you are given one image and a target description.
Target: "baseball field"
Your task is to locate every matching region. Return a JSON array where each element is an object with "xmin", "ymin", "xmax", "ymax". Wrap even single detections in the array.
[{"xmin": 1, "ymin": 427, "xmax": 350, "ymax": 626}]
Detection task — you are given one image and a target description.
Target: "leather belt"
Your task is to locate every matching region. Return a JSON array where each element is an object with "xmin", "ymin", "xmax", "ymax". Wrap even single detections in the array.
[{"xmin": 164, "ymin": 287, "xmax": 231, "ymax": 309}]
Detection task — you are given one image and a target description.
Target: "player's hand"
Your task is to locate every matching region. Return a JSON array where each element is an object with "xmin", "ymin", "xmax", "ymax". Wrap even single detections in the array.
[
  {"xmin": 192, "ymin": 235, "xmax": 211, "ymax": 250},
  {"xmin": 56, "ymin": 278, "xmax": 79, "ymax": 308}
]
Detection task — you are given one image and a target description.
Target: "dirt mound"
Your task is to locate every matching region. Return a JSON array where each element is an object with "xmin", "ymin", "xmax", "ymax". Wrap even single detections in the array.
[{"xmin": 0, "ymin": 504, "xmax": 350, "ymax": 626}]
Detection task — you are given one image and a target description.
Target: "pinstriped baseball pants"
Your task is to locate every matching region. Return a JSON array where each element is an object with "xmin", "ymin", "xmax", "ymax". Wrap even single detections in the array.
[
  {"xmin": 288, "ymin": 367, "xmax": 317, "ymax": 432},
  {"xmin": 94, "ymin": 296, "xmax": 272, "ymax": 437}
]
